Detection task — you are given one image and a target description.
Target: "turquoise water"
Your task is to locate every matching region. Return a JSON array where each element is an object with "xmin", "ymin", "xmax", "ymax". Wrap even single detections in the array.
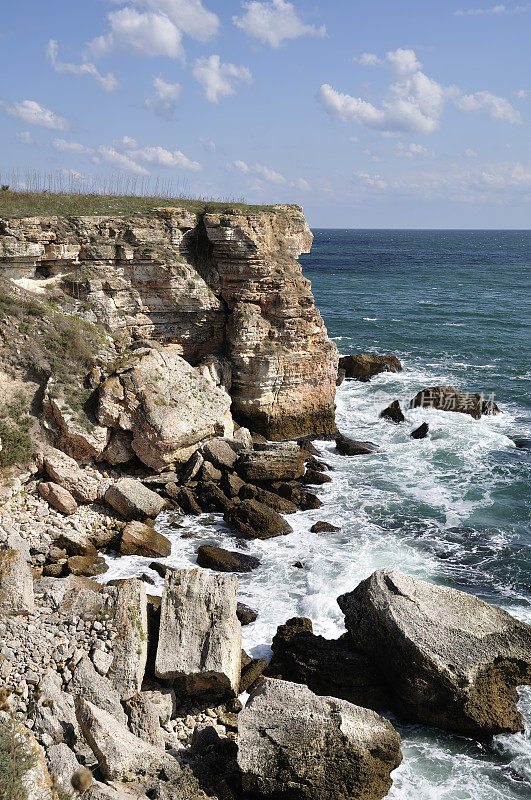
[{"xmin": 105, "ymin": 229, "xmax": 531, "ymax": 799}]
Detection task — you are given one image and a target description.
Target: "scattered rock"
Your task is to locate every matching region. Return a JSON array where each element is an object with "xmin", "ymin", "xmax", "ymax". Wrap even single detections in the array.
[
  {"xmin": 380, "ymin": 399, "xmax": 405, "ymax": 423},
  {"xmin": 239, "ymin": 483, "xmax": 298, "ymax": 514},
  {"xmin": 239, "ymin": 658, "xmax": 268, "ymax": 693},
  {"xmin": 338, "ymin": 569, "xmax": 531, "ymax": 737},
  {"xmin": 310, "ymin": 521, "xmax": 340, "ymax": 533},
  {"xmin": 335, "ymin": 433, "xmax": 379, "ymax": 456},
  {"xmin": 301, "ymin": 469, "xmax": 331, "ymax": 485},
  {"xmin": 67, "ymin": 555, "xmax": 109, "ymax": 577},
  {"xmin": 38, "ymin": 481, "xmax": 78, "ymax": 515},
  {"xmin": 120, "ymin": 521, "xmax": 171, "ymax": 558},
  {"xmin": 155, "ymin": 568, "xmax": 241, "ymax": 699},
  {"xmin": 411, "ymin": 422, "xmax": 429, "ymax": 439},
  {"xmin": 409, "ymin": 385, "xmax": 500, "ymax": 419},
  {"xmin": 224, "ymin": 499, "xmax": 292, "ymax": 540},
  {"xmin": 237, "ymin": 678, "xmax": 402, "ymax": 800},
  {"xmin": 43, "ymin": 447, "xmax": 100, "ymax": 502},
  {"xmin": 202, "ymin": 438, "xmax": 239, "ymax": 471},
  {"xmin": 105, "ymin": 478, "xmax": 167, "ymax": 521},
  {"xmin": 339, "ymin": 353, "xmax": 402, "ymax": 382},
  {"xmin": 236, "ymin": 603, "xmax": 258, "ymax": 626},
  {"xmin": 196, "ymin": 545, "xmax": 261, "ymax": 573},
  {"xmin": 0, "ymin": 548, "xmax": 35, "ymax": 615}
]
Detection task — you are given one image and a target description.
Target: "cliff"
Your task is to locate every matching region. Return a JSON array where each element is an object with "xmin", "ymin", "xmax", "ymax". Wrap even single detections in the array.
[{"xmin": 0, "ymin": 203, "xmax": 337, "ymax": 472}]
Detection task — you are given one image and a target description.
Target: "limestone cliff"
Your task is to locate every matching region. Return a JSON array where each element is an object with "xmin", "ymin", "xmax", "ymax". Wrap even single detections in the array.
[{"xmin": 0, "ymin": 204, "xmax": 337, "ymax": 461}]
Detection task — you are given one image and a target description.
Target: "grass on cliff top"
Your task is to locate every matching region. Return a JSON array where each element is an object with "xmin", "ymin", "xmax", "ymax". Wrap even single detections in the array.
[{"xmin": 0, "ymin": 191, "xmax": 287, "ymax": 219}]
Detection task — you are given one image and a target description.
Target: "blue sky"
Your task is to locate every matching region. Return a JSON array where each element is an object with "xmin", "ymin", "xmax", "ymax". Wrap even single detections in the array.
[{"xmin": 1, "ymin": 0, "xmax": 530, "ymax": 227}]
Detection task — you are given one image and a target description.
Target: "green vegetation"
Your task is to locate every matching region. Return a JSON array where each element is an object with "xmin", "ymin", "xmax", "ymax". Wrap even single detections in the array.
[
  {"xmin": 0, "ymin": 191, "xmax": 284, "ymax": 220},
  {"xmin": 0, "ymin": 392, "xmax": 33, "ymax": 469},
  {"xmin": 0, "ymin": 717, "xmax": 37, "ymax": 800}
]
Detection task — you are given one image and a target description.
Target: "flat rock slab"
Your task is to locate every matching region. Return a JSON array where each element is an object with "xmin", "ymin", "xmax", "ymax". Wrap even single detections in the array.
[
  {"xmin": 335, "ymin": 434, "xmax": 380, "ymax": 456},
  {"xmin": 0, "ymin": 547, "xmax": 34, "ymax": 615},
  {"xmin": 38, "ymin": 481, "xmax": 78, "ymax": 514},
  {"xmin": 409, "ymin": 385, "xmax": 500, "ymax": 419},
  {"xmin": 236, "ymin": 448, "xmax": 305, "ymax": 482},
  {"xmin": 104, "ymin": 579, "xmax": 148, "ymax": 700},
  {"xmin": 196, "ymin": 545, "xmax": 261, "ymax": 573},
  {"xmin": 105, "ymin": 478, "xmax": 167, "ymax": 521},
  {"xmin": 155, "ymin": 568, "xmax": 241, "ymax": 699},
  {"xmin": 338, "ymin": 569, "xmax": 531, "ymax": 737},
  {"xmin": 237, "ymin": 678, "xmax": 402, "ymax": 800}
]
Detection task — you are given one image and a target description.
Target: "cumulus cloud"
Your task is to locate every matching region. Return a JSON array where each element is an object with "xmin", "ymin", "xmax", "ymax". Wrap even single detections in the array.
[
  {"xmin": 233, "ymin": 0, "xmax": 326, "ymax": 48},
  {"xmin": 88, "ymin": 8, "xmax": 184, "ymax": 59},
  {"xmin": 46, "ymin": 40, "xmax": 118, "ymax": 92},
  {"xmin": 193, "ymin": 55, "xmax": 252, "ymax": 102},
  {"xmin": 16, "ymin": 131, "xmax": 33, "ymax": 144},
  {"xmin": 144, "ymin": 76, "xmax": 181, "ymax": 118},
  {"xmin": 396, "ymin": 142, "xmax": 433, "ymax": 157},
  {"xmin": 124, "ymin": 142, "xmax": 201, "ymax": 170},
  {"xmin": 97, "ymin": 145, "xmax": 150, "ymax": 174},
  {"xmin": 455, "ymin": 90, "xmax": 521, "ymax": 123},
  {"xmin": 455, "ymin": 4, "xmax": 529, "ymax": 16},
  {"xmin": 107, "ymin": 0, "xmax": 219, "ymax": 41},
  {"xmin": 295, "ymin": 177, "xmax": 310, "ymax": 190},
  {"xmin": 53, "ymin": 138, "xmax": 92, "ymax": 154},
  {"xmin": 232, "ymin": 160, "xmax": 286, "ymax": 183},
  {"xmin": 4, "ymin": 100, "xmax": 69, "ymax": 130},
  {"xmin": 318, "ymin": 47, "xmax": 520, "ymax": 134}
]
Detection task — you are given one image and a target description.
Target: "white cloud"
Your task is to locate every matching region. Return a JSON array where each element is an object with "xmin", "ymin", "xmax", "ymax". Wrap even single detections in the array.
[
  {"xmin": 295, "ymin": 177, "xmax": 310, "ymax": 191},
  {"xmin": 53, "ymin": 138, "xmax": 92, "ymax": 154},
  {"xmin": 515, "ymin": 88, "xmax": 531, "ymax": 98},
  {"xmin": 464, "ymin": 147, "xmax": 478, "ymax": 157},
  {"xmin": 199, "ymin": 138, "xmax": 217, "ymax": 151},
  {"xmin": 455, "ymin": 4, "xmax": 529, "ymax": 16},
  {"xmin": 126, "ymin": 144, "xmax": 201, "ymax": 170},
  {"xmin": 233, "ymin": 0, "xmax": 326, "ymax": 48},
  {"xmin": 144, "ymin": 76, "xmax": 181, "ymax": 118},
  {"xmin": 455, "ymin": 90, "xmax": 521, "ymax": 123},
  {"xmin": 319, "ymin": 47, "xmax": 520, "ymax": 134},
  {"xmin": 16, "ymin": 131, "xmax": 32, "ymax": 144},
  {"xmin": 232, "ymin": 159, "xmax": 287, "ymax": 184},
  {"xmin": 193, "ymin": 55, "xmax": 252, "ymax": 102},
  {"xmin": 89, "ymin": 8, "xmax": 184, "ymax": 59},
  {"xmin": 234, "ymin": 159, "xmax": 250, "ymax": 172},
  {"xmin": 396, "ymin": 142, "xmax": 433, "ymax": 157},
  {"xmin": 4, "ymin": 100, "xmax": 69, "ymax": 130},
  {"xmin": 96, "ymin": 145, "xmax": 149, "ymax": 174},
  {"xmin": 46, "ymin": 40, "xmax": 118, "ymax": 92},
  {"xmin": 355, "ymin": 171, "xmax": 388, "ymax": 189},
  {"xmin": 107, "ymin": 0, "xmax": 220, "ymax": 41}
]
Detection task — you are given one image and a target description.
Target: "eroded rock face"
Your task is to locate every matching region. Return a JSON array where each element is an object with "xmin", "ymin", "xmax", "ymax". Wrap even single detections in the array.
[
  {"xmin": 155, "ymin": 568, "xmax": 241, "ymax": 698},
  {"xmin": 339, "ymin": 353, "xmax": 402, "ymax": 382},
  {"xmin": 409, "ymin": 385, "xmax": 500, "ymax": 419},
  {"xmin": 338, "ymin": 569, "xmax": 531, "ymax": 737},
  {"xmin": 237, "ymin": 678, "xmax": 402, "ymax": 800},
  {"xmin": 98, "ymin": 347, "xmax": 233, "ymax": 471},
  {"xmin": 1, "ymin": 206, "xmax": 337, "ymax": 441}
]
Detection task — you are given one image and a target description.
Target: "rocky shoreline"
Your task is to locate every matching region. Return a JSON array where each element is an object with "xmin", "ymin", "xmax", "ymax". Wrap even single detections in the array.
[{"xmin": 0, "ymin": 205, "xmax": 527, "ymax": 799}]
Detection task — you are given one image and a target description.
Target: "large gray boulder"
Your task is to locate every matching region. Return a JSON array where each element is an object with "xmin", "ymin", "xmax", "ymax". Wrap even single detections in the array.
[
  {"xmin": 338, "ymin": 569, "xmax": 531, "ymax": 737},
  {"xmin": 155, "ymin": 569, "xmax": 241, "ymax": 698},
  {"xmin": 237, "ymin": 678, "xmax": 402, "ymax": 800},
  {"xmin": 236, "ymin": 445, "xmax": 305, "ymax": 482},
  {"xmin": 0, "ymin": 548, "xmax": 34, "ymax": 615},
  {"xmin": 70, "ymin": 656, "xmax": 128, "ymax": 724},
  {"xmin": 42, "ymin": 447, "xmax": 100, "ymax": 502},
  {"xmin": 104, "ymin": 579, "xmax": 148, "ymax": 700},
  {"xmin": 105, "ymin": 478, "xmax": 167, "ymax": 521}
]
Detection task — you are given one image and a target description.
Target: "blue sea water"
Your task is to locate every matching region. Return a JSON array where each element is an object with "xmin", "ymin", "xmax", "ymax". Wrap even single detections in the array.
[{"xmin": 105, "ymin": 229, "xmax": 531, "ymax": 800}]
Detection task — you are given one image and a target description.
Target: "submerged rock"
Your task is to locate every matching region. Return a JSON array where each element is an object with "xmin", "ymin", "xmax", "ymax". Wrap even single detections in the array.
[
  {"xmin": 196, "ymin": 545, "xmax": 261, "ymax": 573},
  {"xmin": 237, "ymin": 602, "xmax": 258, "ymax": 626},
  {"xmin": 409, "ymin": 385, "xmax": 500, "ymax": 419},
  {"xmin": 310, "ymin": 521, "xmax": 340, "ymax": 533},
  {"xmin": 335, "ymin": 433, "xmax": 380, "ymax": 456},
  {"xmin": 338, "ymin": 569, "xmax": 531, "ymax": 737},
  {"xmin": 237, "ymin": 678, "xmax": 402, "ymax": 800},
  {"xmin": 339, "ymin": 353, "xmax": 402, "ymax": 382},
  {"xmin": 380, "ymin": 399, "xmax": 405, "ymax": 423},
  {"xmin": 411, "ymin": 422, "xmax": 429, "ymax": 439},
  {"xmin": 224, "ymin": 499, "xmax": 292, "ymax": 539}
]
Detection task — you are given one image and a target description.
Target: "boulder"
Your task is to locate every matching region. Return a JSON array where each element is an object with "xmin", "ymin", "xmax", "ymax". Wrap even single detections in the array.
[
  {"xmin": 67, "ymin": 555, "xmax": 108, "ymax": 577},
  {"xmin": 270, "ymin": 482, "xmax": 322, "ymax": 510},
  {"xmin": 300, "ymin": 469, "xmax": 331, "ymax": 485},
  {"xmin": 43, "ymin": 447, "xmax": 100, "ymax": 502},
  {"xmin": 338, "ymin": 569, "xmax": 531, "ymax": 737},
  {"xmin": 105, "ymin": 579, "xmax": 148, "ymax": 700},
  {"xmin": 196, "ymin": 482, "xmax": 233, "ymax": 513},
  {"xmin": 221, "ymin": 472, "xmax": 246, "ymax": 498},
  {"xmin": 75, "ymin": 698, "xmax": 177, "ymax": 782},
  {"xmin": 237, "ymin": 678, "xmax": 402, "ymax": 800},
  {"xmin": 43, "ymin": 378, "xmax": 110, "ymax": 463},
  {"xmin": 339, "ymin": 353, "xmax": 402, "ymax": 382},
  {"xmin": 237, "ymin": 602, "xmax": 258, "ymax": 626},
  {"xmin": 335, "ymin": 434, "xmax": 379, "ymax": 456},
  {"xmin": 379, "ymin": 400, "xmax": 405, "ymax": 424},
  {"xmin": 120, "ymin": 521, "xmax": 171, "ymax": 559},
  {"xmin": 411, "ymin": 422, "xmax": 429, "ymax": 439},
  {"xmin": 202, "ymin": 438, "xmax": 239, "ymax": 471},
  {"xmin": 54, "ymin": 528, "xmax": 97, "ymax": 557},
  {"xmin": 0, "ymin": 548, "xmax": 35, "ymax": 615},
  {"xmin": 174, "ymin": 486, "xmax": 202, "ymax": 516},
  {"xmin": 70, "ymin": 655, "xmax": 128, "ymax": 724},
  {"xmin": 99, "ymin": 430, "xmax": 135, "ymax": 465},
  {"xmin": 239, "ymin": 483, "xmax": 298, "ymax": 514},
  {"xmin": 236, "ymin": 446, "xmax": 305, "ymax": 482},
  {"xmin": 123, "ymin": 693, "xmax": 164, "ymax": 748},
  {"xmin": 409, "ymin": 385, "xmax": 500, "ymax": 419},
  {"xmin": 180, "ymin": 450, "xmax": 204, "ymax": 483},
  {"xmin": 105, "ymin": 478, "xmax": 167, "ymax": 521},
  {"xmin": 240, "ymin": 658, "xmax": 268, "ymax": 693},
  {"xmin": 199, "ymin": 461, "xmax": 222, "ymax": 482},
  {"xmin": 196, "ymin": 545, "xmax": 261, "ymax": 573},
  {"xmin": 267, "ymin": 617, "xmax": 389, "ymax": 711},
  {"xmin": 97, "ymin": 347, "xmax": 233, "ymax": 471},
  {"xmin": 310, "ymin": 521, "xmax": 340, "ymax": 533},
  {"xmin": 45, "ymin": 743, "xmax": 80, "ymax": 796},
  {"xmin": 224, "ymin": 499, "xmax": 292, "ymax": 540},
  {"xmin": 38, "ymin": 481, "xmax": 78, "ymax": 514},
  {"xmin": 155, "ymin": 568, "xmax": 241, "ymax": 698}
]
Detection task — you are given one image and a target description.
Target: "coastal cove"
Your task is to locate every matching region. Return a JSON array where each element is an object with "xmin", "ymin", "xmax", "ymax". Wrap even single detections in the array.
[{"xmin": 101, "ymin": 228, "xmax": 531, "ymax": 799}]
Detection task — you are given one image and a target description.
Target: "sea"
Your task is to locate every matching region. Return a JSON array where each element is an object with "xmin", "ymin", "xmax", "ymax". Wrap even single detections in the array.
[{"xmin": 102, "ymin": 229, "xmax": 531, "ymax": 800}]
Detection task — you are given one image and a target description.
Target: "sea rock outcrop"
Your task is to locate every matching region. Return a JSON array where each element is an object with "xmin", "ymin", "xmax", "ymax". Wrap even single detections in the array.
[
  {"xmin": 237, "ymin": 678, "xmax": 402, "ymax": 800},
  {"xmin": 409, "ymin": 386, "xmax": 500, "ymax": 419},
  {"xmin": 339, "ymin": 353, "xmax": 402, "ymax": 382},
  {"xmin": 338, "ymin": 569, "xmax": 531, "ymax": 737}
]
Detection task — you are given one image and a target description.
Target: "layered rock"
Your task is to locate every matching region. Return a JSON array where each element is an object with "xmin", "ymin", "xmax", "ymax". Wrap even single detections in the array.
[
  {"xmin": 0, "ymin": 206, "xmax": 338, "ymax": 442},
  {"xmin": 338, "ymin": 569, "xmax": 531, "ymax": 737},
  {"xmin": 237, "ymin": 678, "xmax": 402, "ymax": 800},
  {"xmin": 409, "ymin": 386, "xmax": 500, "ymax": 419},
  {"xmin": 339, "ymin": 353, "xmax": 402, "ymax": 381}
]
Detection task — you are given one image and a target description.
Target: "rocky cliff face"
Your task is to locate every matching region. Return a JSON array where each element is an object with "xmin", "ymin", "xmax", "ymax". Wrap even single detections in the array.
[{"xmin": 0, "ymin": 205, "xmax": 337, "ymax": 445}]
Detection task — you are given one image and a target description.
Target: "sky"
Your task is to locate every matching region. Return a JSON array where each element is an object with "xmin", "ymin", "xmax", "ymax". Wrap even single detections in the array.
[{"xmin": 1, "ymin": 0, "xmax": 530, "ymax": 228}]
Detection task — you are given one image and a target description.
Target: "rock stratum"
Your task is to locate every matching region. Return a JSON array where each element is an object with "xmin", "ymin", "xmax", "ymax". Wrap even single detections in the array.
[{"xmin": 0, "ymin": 206, "xmax": 338, "ymax": 463}]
